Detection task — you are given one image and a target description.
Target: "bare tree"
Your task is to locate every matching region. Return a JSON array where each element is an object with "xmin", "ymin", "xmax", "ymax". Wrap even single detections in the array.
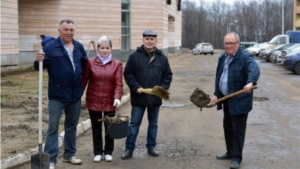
[
  {"xmin": 182, "ymin": 1, "xmax": 200, "ymax": 49},
  {"xmin": 208, "ymin": 1, "xmax": 231, "ymax": 49},
  {"xmin": 182, "ymin": 0, "xmax": 209, "ymax": 49},
  {"xmin": 181, "ymin": 0, "xmax": 294, "ymax": 49},
  {"xmin": 284, "ymin": 0, "xmax": 294, "ymax": 32}
]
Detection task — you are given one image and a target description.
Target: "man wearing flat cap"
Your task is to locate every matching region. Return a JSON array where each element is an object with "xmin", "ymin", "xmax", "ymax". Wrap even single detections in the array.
[
  {"xmin": 122, "ymin": 30, "xmax": 173, "ymax": 160},
  {"xmin": 143, "ymin": 30, "xmax": 157, "ymax": 37}
]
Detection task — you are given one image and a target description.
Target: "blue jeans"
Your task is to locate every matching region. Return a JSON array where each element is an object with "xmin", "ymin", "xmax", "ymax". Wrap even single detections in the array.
[
  {"xmin": 44, "ymin": 99, "xmax": 81, "ymax": 163},
  {"xmin": 125, "ymin": 106, "xmax": 160, "ymax": 151}
]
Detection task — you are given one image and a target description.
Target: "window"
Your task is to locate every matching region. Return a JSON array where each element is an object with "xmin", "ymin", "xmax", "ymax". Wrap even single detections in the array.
[
  {"xmin": 278, "ymin": 37, "xmax": 286, "ymax": 44},
  {"xmin": 122, "ymin": 0, "xmax": 130, "ymax": 51},
  {"xmin": 177, "ymin": 0, "xmax": 181, "ymax": 11}
]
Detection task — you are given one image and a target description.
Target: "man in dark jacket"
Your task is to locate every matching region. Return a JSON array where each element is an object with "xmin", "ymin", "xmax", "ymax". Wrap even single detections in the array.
[
  {"xmin": 209, "ymin": 32, "xmax": 260, "ymax": 169},
  {"xmin": 122, "ymin": 30, "xmax": 173, "ymax": 160},
  {"xmin": 34, "ymin": 19, "xmax": 87, "ymax": 169}
]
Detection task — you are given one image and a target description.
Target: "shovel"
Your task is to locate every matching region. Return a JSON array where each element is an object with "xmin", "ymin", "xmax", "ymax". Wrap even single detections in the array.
[
  {"xmin": 140, "ymin": 86, "xmax": 170, "ymax": 100},
  {"xmin": 205, "ymin": 86, "xmax": 258, "ymax": 108},
  {"xmin": 31, "ymin": 50, "xmax": 50, "ymax": 169}
]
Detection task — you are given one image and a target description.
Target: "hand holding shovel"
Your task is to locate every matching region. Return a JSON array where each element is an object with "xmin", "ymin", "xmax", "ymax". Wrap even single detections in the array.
[
  {"xmin": 139, "ymin": 86, "xmax": 170, "ymax": 100},
  {"xmin": 206, "ymin": 86, "xmax": 258, "ymax": 108}
]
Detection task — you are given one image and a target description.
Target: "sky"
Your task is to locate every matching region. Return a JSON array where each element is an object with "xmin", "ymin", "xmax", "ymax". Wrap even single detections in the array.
[
  {"xmin": 183, "ymin": 0, "xmax": 235, "ymax": 5},
  {"xmin": 183, "ymin": 0, "xmax": 238, "ymax": 6}
]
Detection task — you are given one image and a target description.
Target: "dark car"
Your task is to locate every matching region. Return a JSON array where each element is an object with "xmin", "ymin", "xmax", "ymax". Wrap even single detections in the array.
[
  {"xmin": 271, "ymin": 43, "xmax": 300, "ymax": 63},
  {"xmin": 283, "ymin": 51, "xmax": 300, "ymax": 75},
  {"xmin": 259, "ymin": 43, "xmax": 296, "ymax": 62},
  {"xmin": 270, "ymin": 50, "xmax": 281, "ymax": 63},
  {"xmin": 281, "ymin": 46, "xmax": 300, "ymax": 75},
  {"xmin": 281, "ymin": 44, "xmax": 300, "ymax": 60}
]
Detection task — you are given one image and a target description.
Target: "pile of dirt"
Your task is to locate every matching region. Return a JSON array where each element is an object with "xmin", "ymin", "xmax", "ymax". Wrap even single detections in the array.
[
  {"xmin": 190, "ymin": 88, "xmax": 211, "ymax": 111},
  {"xmin": 98, "ymin": 115, "xmax": 129, "ymax": 123}
]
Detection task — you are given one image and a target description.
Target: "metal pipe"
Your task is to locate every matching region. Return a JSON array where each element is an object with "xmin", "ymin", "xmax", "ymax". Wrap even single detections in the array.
[{"xmin": 282, "ymin": 0, "xmax": 284, "ymax": 34}]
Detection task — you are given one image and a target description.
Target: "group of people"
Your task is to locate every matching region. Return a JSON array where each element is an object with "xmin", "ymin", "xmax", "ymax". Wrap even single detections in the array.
[
  {"xmin": 34, "ymin": 19, "xmax": 259, "ymax": 169},
  {"xmin": 34, "ymin": 19, "xmax": 173, "ymax": 169}
]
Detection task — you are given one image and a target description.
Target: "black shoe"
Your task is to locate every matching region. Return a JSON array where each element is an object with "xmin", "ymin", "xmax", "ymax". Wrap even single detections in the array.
[
  {"xmin": 230, "ymin": 161, "xmax": 240, "ymax": 169},
  {"xmin": 147, "ymin": 148, "xmax": 159, "ymax": 157},
  {"xmin": 121, "ymin": 150, "xmax": 133, "ymax": 160},
  {"xmin": 216, "ymin": 152, "xmax": 231, "ymax": 160}
]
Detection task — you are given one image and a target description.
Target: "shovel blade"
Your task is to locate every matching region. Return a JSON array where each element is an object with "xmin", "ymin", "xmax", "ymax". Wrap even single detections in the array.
[{"xmin": 31, "ymin": 152, "xmax": 50, "ymax": 169}]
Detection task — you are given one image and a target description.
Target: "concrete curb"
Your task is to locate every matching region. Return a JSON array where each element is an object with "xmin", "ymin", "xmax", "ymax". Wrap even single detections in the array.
[{"xmin": 1, "ymin": 93, "xmax": 130, "ymax": 169}]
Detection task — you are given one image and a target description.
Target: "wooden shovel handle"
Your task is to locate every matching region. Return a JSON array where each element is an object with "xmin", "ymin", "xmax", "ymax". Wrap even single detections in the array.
[
  {"xmin": 206, "ymin": 86, "xmax": 258, "ymax": 108},
  {"xmin": 140, "ymin": 88, "xmax": 152, "ymax": 95}
]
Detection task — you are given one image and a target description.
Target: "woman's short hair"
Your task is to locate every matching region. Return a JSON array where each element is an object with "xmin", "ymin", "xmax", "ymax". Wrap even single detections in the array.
[{"xmin": 97, "ymin": 36, "xmax": 112, "ymax": 48}]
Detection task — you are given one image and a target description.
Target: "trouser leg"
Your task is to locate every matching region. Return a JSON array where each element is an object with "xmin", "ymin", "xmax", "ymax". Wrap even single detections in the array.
[{"xmin": 89, "ymin": 110, "xmax": 103, "ymax": 155}]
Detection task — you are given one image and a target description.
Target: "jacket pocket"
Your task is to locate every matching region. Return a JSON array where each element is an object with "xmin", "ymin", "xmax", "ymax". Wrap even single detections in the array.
[
  {"xmin": 50, "ymin": 50, "xmax": 67, "ymax": 67},
  {"xmin": 236, "ymin": 94, "xmax": 252, "ymax": 112},
  {"xmin": 51, "ymin": 51, "xmax": 64, "ymax": 58},
  {"xmin": 48, "ymin": 81, "xmax": 67, "ymax": 99},
  {"xmin": 49, "ymin": 79, "xmax": 66, "ymax": 87},
  {"xmin": 153, "ymin": 63, "xmax": 163, "ymax": 78},
  {"xmin": 75, "ymin": 51, "xmax": 83, "ymax": 59},
  {"xmin": 233, "ymin": 67, "xmax": 243, "ymax": 81}
]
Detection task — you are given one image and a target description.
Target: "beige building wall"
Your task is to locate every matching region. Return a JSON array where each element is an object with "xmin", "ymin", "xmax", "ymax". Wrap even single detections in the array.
[
  {"xmin": 131, "ymin": 0, "xmax": 182, "ymax": 52},
  {"xmin": 1, "ymin": 0, "xmax": 182, "ymax": 66},
  {"xmin": 295, "ymin": 0, "xmax": 300, "ymax": 30},
  {"xmin": 130, "ymin": 0, "xmax": 164, "ymax": 49},
  {"xmin": 164, "ymin": 0, "xmax": 182, "ymax": 52},
  {"xmin": 17, "ymin": 0, "xmax": 121, "ymax": 64},
  {"xmin": 1, "ymin": 0, "xmax": 19, "ymax": 65}
]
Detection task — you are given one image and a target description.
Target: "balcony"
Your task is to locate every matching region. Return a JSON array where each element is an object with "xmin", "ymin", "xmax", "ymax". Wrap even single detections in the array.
[
  {"xmin": 297, "ymin": 6, "xmax": 300, "ymax": 13},
  {"xmin": 296, "ymin": 20, "xmax": 300, "ymax": 28},
  {"xmin": 295, "ymin": 20, "xmax": 300, "ymax": 27}
]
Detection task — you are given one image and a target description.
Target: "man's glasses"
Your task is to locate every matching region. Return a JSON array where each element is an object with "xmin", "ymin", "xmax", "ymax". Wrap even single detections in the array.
[{"xmin": 224, "ymin": 42, "xmax": 238, "ymax": 46}]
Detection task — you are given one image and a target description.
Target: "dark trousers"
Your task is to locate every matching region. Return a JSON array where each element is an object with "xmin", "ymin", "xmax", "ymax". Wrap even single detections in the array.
[
  {"xmin": 88, "ymin": 110, "xmax": 115, "ymax": 155},
  {"xmin": 223, "ymin": 100, "xmax": 248, "ymax": 163}
]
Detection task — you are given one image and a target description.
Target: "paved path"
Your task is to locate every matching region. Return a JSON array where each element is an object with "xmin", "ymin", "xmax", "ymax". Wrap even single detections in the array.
[{"xmin": 7, "ymin": 52, "xmax": 300, "ymax": 169}]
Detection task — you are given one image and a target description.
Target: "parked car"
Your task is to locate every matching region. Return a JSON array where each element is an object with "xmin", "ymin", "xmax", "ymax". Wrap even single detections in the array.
[
  {"xmin": 283, "ymin": 51, "xmax": 300, "ymax": 74},
  {"xmin": 281, "ymin": 44, "xmax": 300, "ymax": 60},
  {"xmin": 259, "ymin": 43, "xmax": 296, "ymax": 62},
  {"xmin": 245, "ymin": 43, "xmax": 266, "ymax": 56},
  {"xmin": 269, "ymin": 50, "xmax": 281, "ymax": 63},
  {"xmin": 192, "ymin": 43, "xmax": 214, "ymax": 55},
  {"xmin": 273, "ymin": 43, "xmax": 300, "ymax": 64},
  {"xmin": 270, "ymin": 50, "xmax": 281, "ymax": 63},
  {"xmin": 277, "ymin": 57, "xmax": 284, "ymax": 66}
]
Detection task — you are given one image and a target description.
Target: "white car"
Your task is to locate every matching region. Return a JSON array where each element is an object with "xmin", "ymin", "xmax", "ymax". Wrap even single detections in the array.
[
  {"xmin": 192, "ymin": 43, "xmax": 214, "ymax": 55},
  {"xmin": 245, "ymin": 43, "xmax": 266, "ymax": 56}
]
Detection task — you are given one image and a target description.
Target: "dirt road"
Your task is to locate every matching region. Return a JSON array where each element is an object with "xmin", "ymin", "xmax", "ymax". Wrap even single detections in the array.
[{"xmin": 6, "ymin": 52, "xmax": 300, "ymax": 169}]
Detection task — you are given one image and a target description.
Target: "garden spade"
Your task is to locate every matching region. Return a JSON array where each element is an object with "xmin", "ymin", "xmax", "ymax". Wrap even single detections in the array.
[
  {"xmin": 190, "ymin": 86, "xmax": 258, "ymax": 111},
  {"xmin": 31, "ymin": 50, "xmax": 50, "ymax": 169}
]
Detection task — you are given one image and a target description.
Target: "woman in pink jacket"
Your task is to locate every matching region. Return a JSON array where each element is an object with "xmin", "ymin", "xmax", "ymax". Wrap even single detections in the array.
[{"xmin": 82, "ymin": 36, "xmax": 123, "ymax": 162}]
